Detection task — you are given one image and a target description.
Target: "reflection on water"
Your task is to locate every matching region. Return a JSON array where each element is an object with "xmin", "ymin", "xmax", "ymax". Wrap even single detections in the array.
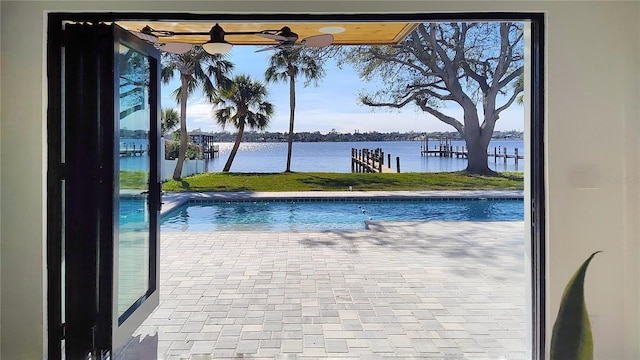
[
  {"xmin": 204, "ymin": 140, "xmax": 525, "ymax": 173},
  {"xmin": 123, "ymin": 140, "xmax": 525, "ymax": 173},
  {"xmin": 161, "ymin": 199, "xmax": 524, "ymax": 232}
]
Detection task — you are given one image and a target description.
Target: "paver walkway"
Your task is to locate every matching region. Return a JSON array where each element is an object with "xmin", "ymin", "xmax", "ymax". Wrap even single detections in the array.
[{"xmin": 125, "ymin": 221, "xmax": 526, "ymax": 359}]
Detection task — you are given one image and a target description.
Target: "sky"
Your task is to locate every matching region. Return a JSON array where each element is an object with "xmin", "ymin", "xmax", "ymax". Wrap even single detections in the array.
[{"xmin": 161, "ymin": 46, "xmax": 524, "ymax": 134}]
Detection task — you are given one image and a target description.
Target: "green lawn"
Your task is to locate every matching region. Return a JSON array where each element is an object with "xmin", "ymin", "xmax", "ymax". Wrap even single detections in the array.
[
  {"xmin": 161, "ymin": 172, "xmax": 523, "ymax": 192},
  {"xmin": 120, "ymin": 170, "xmax": 148, "ymax": 190}
]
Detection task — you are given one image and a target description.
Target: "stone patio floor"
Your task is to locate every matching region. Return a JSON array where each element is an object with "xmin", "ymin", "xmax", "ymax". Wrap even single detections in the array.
[{"xmin": 126, "ymin": 220, "xmax": 526, "ymax": 359}]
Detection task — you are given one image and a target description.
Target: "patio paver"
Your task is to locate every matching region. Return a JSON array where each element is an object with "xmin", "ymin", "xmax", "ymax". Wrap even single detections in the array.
[{"xmin": 123, "ymin": 220, "xmax": 526, "ymax": 359}]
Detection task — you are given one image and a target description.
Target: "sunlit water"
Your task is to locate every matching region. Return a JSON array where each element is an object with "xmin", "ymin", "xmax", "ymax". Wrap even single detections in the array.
[
  {"xmin": 189, "ymin": 140, "xmax": 524, "ymax": 173},
  {"xmin": 120, "ymin": 140, "xmax": 524, "ymax": 172},
  {"xmin": 160, "ymin": 199, "xmax": 524, "ymax": 232}
]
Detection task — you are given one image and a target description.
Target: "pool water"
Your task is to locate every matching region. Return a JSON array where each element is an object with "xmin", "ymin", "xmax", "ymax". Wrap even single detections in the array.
[
  {"xmin": 120, "ymin": 197, "xmax": 147, "ymax": 226},
  {"xmin": 160, "ymin": 199, "xmax": 524, "ymax": 232}
]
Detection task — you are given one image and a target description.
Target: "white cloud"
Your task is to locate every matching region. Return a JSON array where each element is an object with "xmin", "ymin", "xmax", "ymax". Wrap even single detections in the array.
[{"xmin": 181, "ymin": 99, "xmax": 215, "ymax": 131}]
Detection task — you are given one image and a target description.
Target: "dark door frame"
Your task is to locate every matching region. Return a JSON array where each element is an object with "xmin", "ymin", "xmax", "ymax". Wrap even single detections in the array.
[
  {"xmin": 48, "ymin": 19, "xmax": 162, "ymax": 359},
  {"xmin": 47, "ymin": 11, "xmax": 545, "ymax": 360}
]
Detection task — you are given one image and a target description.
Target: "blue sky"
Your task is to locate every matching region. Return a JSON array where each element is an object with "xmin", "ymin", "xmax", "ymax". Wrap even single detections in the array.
[{"xmin": 161, "ymin": 46, "xmax": 524, "ymax": 134}]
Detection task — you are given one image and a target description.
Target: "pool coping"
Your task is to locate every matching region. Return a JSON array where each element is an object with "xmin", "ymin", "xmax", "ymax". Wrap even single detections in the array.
[{"xmin": 160, "ymin": 190, "xmax": 524, "ymax": 217}]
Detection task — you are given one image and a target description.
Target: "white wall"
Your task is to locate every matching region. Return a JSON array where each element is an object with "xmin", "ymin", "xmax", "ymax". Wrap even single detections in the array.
[
  {"xmin": 0, "ymin": 22, "xmax": 3, "ymax": 354},
  {"xmin": 162, "ymin": 159, "xmax": 207, "ymax": 181},
  {"xmin": 160, "ymin": 138, "xmax": 208, "ymax": 181},
  {"xmin": 1, "ymin": 1, "xmax": 639, "ymax": 359},
  {"xmin": 545, "ymin": 4, "xmax": 639, "ymax": 358}
]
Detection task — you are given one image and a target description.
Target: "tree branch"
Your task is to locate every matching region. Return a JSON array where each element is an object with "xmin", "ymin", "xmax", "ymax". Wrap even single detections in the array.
[
  {"xmin": 508, "ymin": 31, "xmax": 524, "ymax": 60},
  {"xmin": 430, "ymin": 24, "xmax": 456, "ymax": 81},
  {"xmin": 495, "ymin": 84, "xmax": 524, "ymax": 115},
  {"xmin": 498, "ymin": 66, "xmax": 524, "ymax": 89},
  {"xmin": 419, "ymin": 88, "xmax": 456, "ymax": 101},
  {"xmin": 416, "ymin": 101, "xmax": 465, "ymax": 135},
  {"xmin": 363, "ymin": 86, "xmax": 455, "ymax": 107},
  {"xmin": 362, "ymin": 96, "xmax": 415, "ymax": 109},
  {"xmin": 492, "ymin": 23, "xmax": 521, "ymax": 89},
  {"xmin": 407, "ymin": 78, "xmax": 448, "ymax": 91},
  {"xmin": 410, "ymin": 27, "xmax": 448, "ymax": 80},
  {"xmin": 460, "ymin": 60, "xmax": 489, "ymax": 92},
  {"xmin": 369, "ymin": 51, "xmax": 431, "ymax": 77}
]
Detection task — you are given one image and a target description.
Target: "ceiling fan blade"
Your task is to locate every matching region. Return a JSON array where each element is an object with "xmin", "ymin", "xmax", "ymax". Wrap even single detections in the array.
[
  {"xmin": 158, "ymin": 42, "xmax": 193, "ymax": 54},
  {"xmin": 256, "ymin": 33, "xmax": 288, "ymax": 41},
  {"xmin": 254, "ymin": 45, "xmax": 280, "ymax": 53},
  {"xmin": 130, "ymin": 31, "xmax": 159, "ymax": 43},
  {"xmin": 301, "ymin": 34, "xmax": 334, "ymax": 47}
]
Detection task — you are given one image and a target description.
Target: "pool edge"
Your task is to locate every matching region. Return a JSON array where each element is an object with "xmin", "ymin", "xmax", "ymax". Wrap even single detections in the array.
[{"xmin": 160, "ymin": 190, "xmax": 524, "ymax": 217}]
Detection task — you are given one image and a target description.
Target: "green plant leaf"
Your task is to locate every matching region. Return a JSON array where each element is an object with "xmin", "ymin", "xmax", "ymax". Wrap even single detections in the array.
[{"xmin": 550, "ymin": 251, "xmax": 601, "ymax": 360}]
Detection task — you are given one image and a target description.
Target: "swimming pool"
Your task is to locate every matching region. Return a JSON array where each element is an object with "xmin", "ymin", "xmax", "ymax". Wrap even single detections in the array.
[
  {"xmin": 120, "ymin": 197, "xmax": 147, "ymax": 224},
  {"xmin": 160, "ymin": 198, "xmax": 524, "ymax": 232}
]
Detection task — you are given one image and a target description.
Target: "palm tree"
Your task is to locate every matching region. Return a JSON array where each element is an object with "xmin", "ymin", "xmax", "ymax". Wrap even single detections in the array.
[
  {"xmin": 515, "ymin": 73, "xmax": 525, "ymax": 105},
  {"xmin": 161, "ymin": 108, "xmax": 179, "ymax": 136},
  {"xmin": 213, "ymin": 75, "xmax": 274, "ymax": 172},
  {"xmin": 161, "ymin": 48, "xmax": 233, "ymax": 180},
  {"xmin": 265, "ymin": 47, "xmax": 326, "ymax": 172}
]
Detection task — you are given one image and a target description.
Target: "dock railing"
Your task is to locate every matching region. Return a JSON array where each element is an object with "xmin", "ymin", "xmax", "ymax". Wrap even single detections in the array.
[
  {"xmin": 420, "ymin": 137, "xmax": 524, "ymax": 165},
  {"xmin": 351, "ymin": 148, "xmax": 400, "ymax": 173},
  {"xmin": 119, "ymin": 142, "xmax": 147, "ymax": 157}
]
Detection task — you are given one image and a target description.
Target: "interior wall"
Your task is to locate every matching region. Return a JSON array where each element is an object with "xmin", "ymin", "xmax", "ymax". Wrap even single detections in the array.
[
  {"xmin": 0, "ymin": 5, "xmax": 3, "ymax": 348},
  {"xmin": 544, "ymin": 3, "xmax": 639, "ymax": 358},
  {"xmin": 0, "ymin": 18, "xmax": 3, "ymax": 353},
  {"xmin": 0, "ymin": 1, "xmax": 639, "ymax": 359}
]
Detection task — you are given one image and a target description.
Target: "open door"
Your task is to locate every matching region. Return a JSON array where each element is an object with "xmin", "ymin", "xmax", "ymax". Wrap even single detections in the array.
[{"xmin": 56, "ymin": 22, "xmax": 161, "ymax": 358}]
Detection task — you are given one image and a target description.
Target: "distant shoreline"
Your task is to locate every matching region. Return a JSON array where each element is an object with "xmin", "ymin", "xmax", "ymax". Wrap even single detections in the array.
[{"xmin": 182, "ymin": 130, "xmax": 524, "ymax": 143}]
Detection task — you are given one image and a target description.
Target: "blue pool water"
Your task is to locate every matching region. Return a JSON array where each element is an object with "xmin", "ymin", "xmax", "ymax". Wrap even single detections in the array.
[
  {"xmin": 160, "ymin": 199, "xmax": 524, "ymax": 232},
  {"xmin": 119, "ymin": 197, "xmax": 149, "ymax": 231}
]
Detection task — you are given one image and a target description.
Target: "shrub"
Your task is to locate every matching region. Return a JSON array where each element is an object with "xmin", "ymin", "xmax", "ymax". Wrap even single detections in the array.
[{"xmin": 164, "ymin": 140, "xmax": 203, "ymax": 160}]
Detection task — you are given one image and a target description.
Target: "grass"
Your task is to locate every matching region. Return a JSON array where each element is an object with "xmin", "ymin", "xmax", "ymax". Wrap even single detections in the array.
[
  {"xmin": 120, "ymin": 170, "xmax": 147, "ymax": 190},
  {"xmin": 161, "ymin": 172, "xmax": 523, "ymax": 192}
]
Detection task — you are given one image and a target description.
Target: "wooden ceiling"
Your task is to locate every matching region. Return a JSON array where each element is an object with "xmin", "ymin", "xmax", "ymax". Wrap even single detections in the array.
[{"xmin": 116, "ymin": 21, "xmax": 418, "ymax": 46}]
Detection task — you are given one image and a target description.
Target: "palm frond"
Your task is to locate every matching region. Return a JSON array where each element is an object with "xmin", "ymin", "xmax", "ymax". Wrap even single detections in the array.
[
  {"xmin": 207, "ymin": 58, "xmax": 234, "ymax": 88},
  {"xmin": 215, "ymin": 107, "xmax": 234, "ymax": 129},
  {"xmin": 212, "ymin": 74, "xmax": 274, "ymax": 132},
  {"xmin": 160, "ymin": 62, "xmax": 176, "ymax": 84},
  {"xmin": 161, "ymin": 47, "xmax": 234, "ymax": 104},
  {"xmin": 170, "ymin": 87, "xmax": 182, "ymax": 104}
]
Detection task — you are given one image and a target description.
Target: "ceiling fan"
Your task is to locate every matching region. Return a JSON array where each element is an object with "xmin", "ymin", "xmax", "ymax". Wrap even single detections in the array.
[
  {"xmin": 254, "ymin": 26, "xmax": 333, "ymax": 52},
  {"xmin": 131, "ymin": 23, "xmax": 334, "ymax": 55}
]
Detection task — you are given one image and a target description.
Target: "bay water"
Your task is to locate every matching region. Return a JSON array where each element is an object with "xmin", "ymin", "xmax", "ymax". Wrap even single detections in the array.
[
  {"xmin": 205, "ymin": 140, "xmax": 524, "ymax": 173},
  {"xmin": 121, "ymin": 139, "xmax": 524, "ymax": 173}
]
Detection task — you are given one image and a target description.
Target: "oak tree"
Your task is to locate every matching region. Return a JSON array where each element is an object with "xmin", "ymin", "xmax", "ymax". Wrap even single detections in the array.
[{"xmin": 343, "ymin": 22, "xmax": 524, "ymax": 174}]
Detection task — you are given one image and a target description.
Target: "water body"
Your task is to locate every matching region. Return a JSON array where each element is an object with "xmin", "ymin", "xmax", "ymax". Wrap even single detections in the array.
[
  {"xmin": 161, "ymin": 198, "xmax": 524, "ymax": 232},
  {"xmin": 208, "ymin": 140, "xmax": 524, "ymax": 173},
  {"xmin": 121, "ymin": 139, "xmax": 524, "ymax": 173}
]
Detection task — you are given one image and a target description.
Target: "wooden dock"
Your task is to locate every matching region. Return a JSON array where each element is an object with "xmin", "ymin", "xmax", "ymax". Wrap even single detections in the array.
[
  {"xmin": 189, "ymin": 131, "xmax": 219, "ymax": 158},
  {"xmin": 203, "ymin": 144, "xmax": 220, "ymax": 158},
  {"xmin": 351, "ymin": 148, "xmax": 400, "ymax": 173},
  {"xmin": 420, "ymin": 138, "xmax": 523, "ymax": 165},
  {"xmin": 119, "ymin": 143, "xmax": 147, "ymax": 157}
]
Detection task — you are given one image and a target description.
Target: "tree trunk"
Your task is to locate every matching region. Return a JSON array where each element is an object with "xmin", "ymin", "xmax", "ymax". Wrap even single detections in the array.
[
  {"xmin": 464, "ymin": 131, "xmax": 494, "ymax": 175},
  {"xmin": 222, "ymin": 121, "xmax": 245, "ymax": 172},
  {"xmin": 285, "ymin": 75, "xmax": 296, "ymax": 172},
  {"xmin": 172, "ymin": 75, "xmax": 189, "ymax": 180}
]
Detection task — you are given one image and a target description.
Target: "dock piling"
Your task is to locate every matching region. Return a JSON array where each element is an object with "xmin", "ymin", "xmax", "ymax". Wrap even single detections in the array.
[
  {"xmin": 351, "ymin": 147, "xmax": 399, "ymax": 173},
  {"xmin": 420, "ymin": 137, "xmax": 523, "ymax": 164}
]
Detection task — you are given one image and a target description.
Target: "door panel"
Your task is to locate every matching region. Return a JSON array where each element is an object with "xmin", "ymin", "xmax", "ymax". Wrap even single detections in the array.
[
  {"xmin": 112, "ymin": 33, "xmax": 160, "ymax": 352},
  {"xmin": 116, "ymin": 44, "xmax": 152, "ymax": 321},
  {"xmin": 60, "ymin": 22, "xmax": 161, "ymax": 357},
  {"xmin": 63, "ymin": 23, "xmax": 106, "ymax": 358}
]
